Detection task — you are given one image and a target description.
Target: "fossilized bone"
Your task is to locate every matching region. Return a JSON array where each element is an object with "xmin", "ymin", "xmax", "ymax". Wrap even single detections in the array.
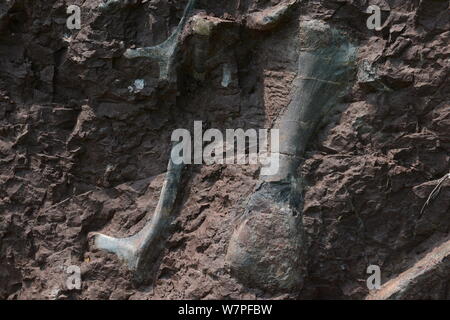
[
  {"xmin": 246, "ymin": 0, "xmax": 296, "ymax": 30},
  {"xmin": 91, "ymin": 1, "xmax": 357, "ymax": 291},
  {"xmin": 366, "ymin": 238, "xmax": 450, "ymax": 300},
  {"xmin": 99, "ymin": 0, "xmax": 144, "ymax": 11},
  {"xmin": 123, "ymin": 0, "xmax": 197, "ymax": 81},
  {"xmin": 225, "ymin": 20, "xmax": 357, "ymax": 291},
  {"xmin": 92, "ymin": 151, "xmax": 184, "ymax": 281}
]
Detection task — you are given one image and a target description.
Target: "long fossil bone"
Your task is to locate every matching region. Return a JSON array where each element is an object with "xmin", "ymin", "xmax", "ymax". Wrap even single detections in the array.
[
  {"xmin": 225, "ymin": 20, "xmax": 358, "ymax": 292},
  {"xmin": 366, "ymin": 238, "xmax": 450, "ymax": 300},
  {"xmin": 246, "ymin": 0, "xmax": 296, "ymax": 30},
  {"xmin": 123, "ymin": 0, "xmax": 197, "ymax": 81},
  {"xmin": 91, "ymin": 1, "xmax": 196, "ymax": 277},
  {"xmin": 91, "ymin": 2, "xmax": 358, "ymax": 291},
  {"xmin": 92, "ymin": 152, "xmax": 184, "ymax": 281}
]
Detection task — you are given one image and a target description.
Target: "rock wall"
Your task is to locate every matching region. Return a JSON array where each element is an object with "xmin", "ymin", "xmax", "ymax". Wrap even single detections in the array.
[{"xmin": 0, "ymin": 0, "xmax": 448, "ymax": 299}]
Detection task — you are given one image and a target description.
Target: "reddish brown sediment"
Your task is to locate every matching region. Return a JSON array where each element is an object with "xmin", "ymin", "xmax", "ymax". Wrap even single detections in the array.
[{"xmin": 0, "ymin": 0, "xmax": 448, "ymax": 299}]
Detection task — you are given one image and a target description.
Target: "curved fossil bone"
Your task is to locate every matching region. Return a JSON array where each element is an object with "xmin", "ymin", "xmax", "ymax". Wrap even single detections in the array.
[
  {"xmin": 92, "ymin": 151, "xmax": 184, "ymax": 281},
  {"xmin": 123, "ymin": 0, "xmax": 197, "ymax": 81},
  {"xmin": 226, "ymin": 20, "xmax": 358, "ymax": 292},
  {"xmin": 246, "ymin": 0, "xmax": 297, "ymax": 31},
  {"xmin": 366, "ymin": 238, "xmax": 450, "ymax": 300}
]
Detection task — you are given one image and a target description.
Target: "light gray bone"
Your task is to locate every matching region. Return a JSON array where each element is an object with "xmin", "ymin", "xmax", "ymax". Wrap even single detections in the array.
[
  {"xmin": 91, "ymin": 2, "xmax": 358, "ymax": 292},
  {"xmin": 225, "ymin": 20, "xmax": 357, "ymax": 292},
  {"xmin": 366, "ymin": 238, "xmax": 450, "ymax": 300},
  {"xmin": 123, "ymin": 0, "xmax": 197, "ymax": 81},
  {"xmin": 92, "ymin": 152, "xmax": 184, "ymax": 281}
]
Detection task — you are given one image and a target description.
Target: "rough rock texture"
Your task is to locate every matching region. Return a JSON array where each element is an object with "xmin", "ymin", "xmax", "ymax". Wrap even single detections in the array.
[
  {"xmin": 366, "ymin": 237, "xmax": 450, "ymax": 300},
  {"xmin": 0, "ymin": 0, "xmax": 449, "ymax": 299}
]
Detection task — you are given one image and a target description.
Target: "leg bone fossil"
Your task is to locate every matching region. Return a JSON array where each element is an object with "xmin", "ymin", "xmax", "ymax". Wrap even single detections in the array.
[
  {"xmin": 91, "ymin": 1, "xmax": 358, "ymax": 292},
  {"xmin": 123, "ymin": 0, "xmax": 197, "ymax": 82},
  {"xmin": 225, "ymin": 20, "xmax": 357, "ymax": 292}
]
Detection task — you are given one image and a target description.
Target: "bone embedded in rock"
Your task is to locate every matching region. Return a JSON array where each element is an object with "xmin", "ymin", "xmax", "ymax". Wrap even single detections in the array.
[
  {"xmin": 91, "ymin": 151, "xmax": 184, "ymax": 280},
  {"xmin": 227, "ymin": 20, "xmax": 358, "ymax": 292},
  {"xmin": 123, "ymin": 0, "xmax": 197, "ymax": 81},
  {"xmin": 261, "ymin": 20, "xmax": 357, "ymax": 182}
]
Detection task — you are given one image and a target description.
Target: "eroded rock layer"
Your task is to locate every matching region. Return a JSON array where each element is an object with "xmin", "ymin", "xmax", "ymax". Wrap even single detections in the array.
[{"xmin": 0, "ymin": 0, "xmax": 449, "ymax": 299}]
